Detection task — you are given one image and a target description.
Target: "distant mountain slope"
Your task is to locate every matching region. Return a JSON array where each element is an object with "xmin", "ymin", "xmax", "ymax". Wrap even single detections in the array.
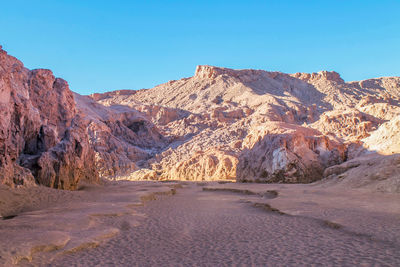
[{"xmin": 92, "ymin": 65, "xmax": 400, "ymax": 191}]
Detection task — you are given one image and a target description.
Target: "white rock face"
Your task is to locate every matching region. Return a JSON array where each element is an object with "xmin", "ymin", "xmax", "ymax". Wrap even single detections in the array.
[{"xmin": 362, "ymin": 116, "xmax": 400, "ymax": 155}]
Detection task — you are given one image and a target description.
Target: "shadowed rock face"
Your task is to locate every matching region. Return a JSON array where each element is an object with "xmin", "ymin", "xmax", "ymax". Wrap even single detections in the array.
[
  {"xmin": 92, "ymin": 65, "xmax": 400, "ymax": 186},
  {"xmin": 0, "ymin": 46, "xmax": 98, "ymax": 189}
]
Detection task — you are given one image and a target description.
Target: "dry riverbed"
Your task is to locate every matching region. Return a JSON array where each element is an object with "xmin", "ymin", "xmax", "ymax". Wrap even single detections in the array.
[{"xmin": 1, "ymin": 181, "xmax": 400, "ymax": 266}]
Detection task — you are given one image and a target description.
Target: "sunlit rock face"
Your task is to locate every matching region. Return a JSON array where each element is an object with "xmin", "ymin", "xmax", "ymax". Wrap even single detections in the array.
[
  {"xmin": 92, "ymin": 65, "xmax": 400, "ymax": 183},
  {"xmin": 2, "ymin": 44, "xmax": 399, "ymax": 187},
  {"xmin": 362, "ymin": 115, "xmax": 400, "ymax": 155},
  {"xmin": 74, "ymin": 93, "xmax": 166, "ymax": 178},
  {"xmin": 236, "ymin": 123, "xmax": 346, "ymax": 183},
  {"xmin": 0, "ymin": 46, "xmax": 98, "ymax": 189}
]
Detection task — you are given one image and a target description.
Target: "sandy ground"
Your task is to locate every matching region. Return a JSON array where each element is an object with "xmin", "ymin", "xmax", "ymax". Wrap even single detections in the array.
[
  {"xmin": 1, "ymin": 181, "xmax": 400, "ymax": 266},
  {"xmin": 0, "ymin": 181, "xmax": 179, "ymax": 266}
]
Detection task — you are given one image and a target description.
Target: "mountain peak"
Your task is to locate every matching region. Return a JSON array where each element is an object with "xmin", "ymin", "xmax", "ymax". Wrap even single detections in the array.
[
  {"xmin": 194, "ymin": 65, "xmax": 230, "ymax": 78},
  {"xmin": 194, "ymin": 65, "xmax": 270, "ymax": 80},
  {"xmin": 292, "ymin": 70, "xmax": 344, "ymax": 84}
]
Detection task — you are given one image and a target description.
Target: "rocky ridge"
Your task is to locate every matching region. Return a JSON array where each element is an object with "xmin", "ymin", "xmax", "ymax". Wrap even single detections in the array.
[{"xmin": 93, "ymin": 65, "xmax": 400, "ymax": 190}]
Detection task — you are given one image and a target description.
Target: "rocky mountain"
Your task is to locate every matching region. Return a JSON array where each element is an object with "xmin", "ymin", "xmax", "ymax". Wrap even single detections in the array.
[
  {"xmin": 92, "ymin": 65, "xmax": 400, "ymax": 191},
  {"xmin": 1, "ymin": 46, "xmax": 399, "ymax": 192},
  {"xmin": 0, "ymin": 46, "xmax": 99, "ymax": 189}
]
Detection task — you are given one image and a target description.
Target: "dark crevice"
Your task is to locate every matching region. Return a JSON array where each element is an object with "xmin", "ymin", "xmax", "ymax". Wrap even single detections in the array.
[
  {"xmin": 2, "ymin": 215, "xmax": 17, "ymax": 220},
  {"xmin": 127, "ymin": 121, "xmax": 147, "ymax": 134}
]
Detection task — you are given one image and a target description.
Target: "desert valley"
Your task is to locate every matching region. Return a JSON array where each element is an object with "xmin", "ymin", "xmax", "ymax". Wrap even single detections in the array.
[{"xmin": 0, "ymin": 44, "xmax": 399, "ymax": 266}]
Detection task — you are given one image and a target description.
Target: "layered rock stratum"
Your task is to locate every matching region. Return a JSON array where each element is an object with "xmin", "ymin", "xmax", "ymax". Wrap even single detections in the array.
[{"xmin": 1, "ymin": 47, "xmax": 399, "ymax": 192}]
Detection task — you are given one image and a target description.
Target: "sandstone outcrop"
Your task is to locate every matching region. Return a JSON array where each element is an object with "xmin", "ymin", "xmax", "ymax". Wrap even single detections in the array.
[{"xmin": 0, "ymin": 46, "xmax": 98, "ymax": 189}]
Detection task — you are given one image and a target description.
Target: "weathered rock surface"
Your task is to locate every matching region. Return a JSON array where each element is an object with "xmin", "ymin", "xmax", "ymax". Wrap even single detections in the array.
[
  {"xmin": 0, "ymin": 46, "xmax": 98, "ymax": 189},
  {"xmin": 322, "ymin": 153, "xmax": 400, "ymax": 193},
  {"xmin": 93, "ymin": 65, "xmax": 400, "ymax": 186},
  {"xmin": 362, "ymin": 115, "xmax": 400, "ymax": 155},
  {"xmin": 74, "ymin": 94, "xmax": 165, "ymax": 178},
  {"xmin": 237, "ymin": 123, "xmax": 345, "ymax": 183},
  {"xmin": 2, "ymin": 44, "xmax": 399, "ymax": 190},
  {"xmin": 318, "ymin": 115, "xmax": 400, "ymax": 193}
]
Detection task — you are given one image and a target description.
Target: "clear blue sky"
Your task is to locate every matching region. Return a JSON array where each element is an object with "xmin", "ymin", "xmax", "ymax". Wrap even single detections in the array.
[{"xmin": 1, "ymin": 1, "xmax": 399, "ymax": 95}]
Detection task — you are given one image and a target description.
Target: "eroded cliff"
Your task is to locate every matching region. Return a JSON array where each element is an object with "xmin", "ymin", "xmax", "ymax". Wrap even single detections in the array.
[{"xmin": 0, "ymin": 46, "xmax": 98, "ymax": 189}]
